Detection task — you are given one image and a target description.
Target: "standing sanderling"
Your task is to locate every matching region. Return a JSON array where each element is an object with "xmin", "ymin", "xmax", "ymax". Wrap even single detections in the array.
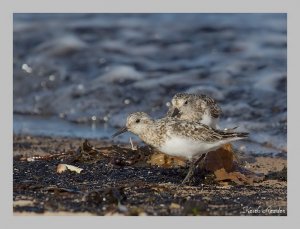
[
  {"xmin": 166, "ymin": 92, "xmax": 222, "ymax": 129},
  {"xmin": 112, "ymin": 112, "xmax": 248, "ymax": 184}
]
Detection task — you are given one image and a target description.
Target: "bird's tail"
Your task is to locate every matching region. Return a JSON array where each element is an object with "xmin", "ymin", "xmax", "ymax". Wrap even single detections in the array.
[{"xmin": 217, "ymin": 129, "xmax": 249, "ymax": 140}]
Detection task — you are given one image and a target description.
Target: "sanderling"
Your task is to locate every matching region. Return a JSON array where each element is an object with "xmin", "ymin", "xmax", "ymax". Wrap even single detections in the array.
[
  {"xmin": 166, "ymin": 93, "xmax": 222, "ymax": 129},
  {"xmin": 112, "ymin": 112, "xmax": 248, "ymax": 184}
]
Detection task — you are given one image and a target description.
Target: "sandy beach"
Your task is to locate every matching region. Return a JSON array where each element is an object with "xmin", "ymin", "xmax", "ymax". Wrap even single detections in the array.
[{"xmin": 13, "ymin": 135, "xmax": 287, "ymax": 216}]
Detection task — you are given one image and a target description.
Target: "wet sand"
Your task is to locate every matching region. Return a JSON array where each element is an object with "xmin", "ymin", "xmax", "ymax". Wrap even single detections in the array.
[{"xmin": 13, "ymin": 135, "xmax": 287, "ymax": 216}]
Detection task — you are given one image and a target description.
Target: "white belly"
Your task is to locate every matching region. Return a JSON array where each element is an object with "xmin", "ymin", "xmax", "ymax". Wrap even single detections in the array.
[{"xmin": 159, "ymin": 136, "xmax": 222, "ymax": 161}]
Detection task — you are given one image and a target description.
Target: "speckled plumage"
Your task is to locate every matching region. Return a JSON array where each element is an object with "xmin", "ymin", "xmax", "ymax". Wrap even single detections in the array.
[
  {"xmin": 121, "ymin": 112, "xmax": 248, "ymax": 161},
  {"xmin": 166, "ymin": 93, "xmax": 222, "ymax": 128}
]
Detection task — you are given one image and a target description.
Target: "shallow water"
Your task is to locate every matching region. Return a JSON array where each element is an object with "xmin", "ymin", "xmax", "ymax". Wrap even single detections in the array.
[
  {"xmin": 13, "ymin": 114, "xmax": 117, "ymax": 140},
  {"xmin": 13, "ymin": 13, "xmax": 287, "ymax": 155}
]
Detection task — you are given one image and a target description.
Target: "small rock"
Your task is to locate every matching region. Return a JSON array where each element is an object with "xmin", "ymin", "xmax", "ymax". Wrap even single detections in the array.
[{"xmin": 204, "ymin": 144, "xmax": 234, "ymax": 172}]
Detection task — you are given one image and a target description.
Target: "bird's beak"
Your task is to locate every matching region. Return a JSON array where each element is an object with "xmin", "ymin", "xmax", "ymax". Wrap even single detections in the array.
[
  {"xmin": 112, "ymin": 126, "xmax": 128, "ymax": 138},
  {"xmin": 171, "ymin": 108, "xmax": 180, "ymax": 117}
]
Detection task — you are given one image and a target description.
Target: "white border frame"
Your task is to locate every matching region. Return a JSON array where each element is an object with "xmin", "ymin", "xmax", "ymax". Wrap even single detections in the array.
[{"xmin": 1, "ymin": 0, "xmax": 298, "ymax": 228}]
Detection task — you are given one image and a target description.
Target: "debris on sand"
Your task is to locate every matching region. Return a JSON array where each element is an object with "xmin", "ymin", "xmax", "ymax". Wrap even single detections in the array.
[
  {"xmin": 56, "ymin": 164, "xmax": 83, "ymax": 174},
  {"xmin": 265, "ymin": 166, "xmax": 287, "ymax": 181},
  {"xmin": 13, "ymin": 135, "xmax": 287, "ymax": 216},
  {"xmin": 214, "ymin": 168, "xmax": 254, "ymax": 185},
  {"xmin": 148, "ymin": 152, "xmax": 186, "ymax": 168},
  {"xmin": 170, "ymin": 203, "xmax": 181, "ymax": 209}
]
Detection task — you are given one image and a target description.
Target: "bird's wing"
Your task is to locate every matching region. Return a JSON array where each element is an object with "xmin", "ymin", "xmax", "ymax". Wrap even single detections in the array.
[
  {"xmin": 167, "ymin": 120, "xmax": 223, "ymax": 142},
  {"xmin": 168, "ymin": 119, "xmax": 248, "ymax": 142}
]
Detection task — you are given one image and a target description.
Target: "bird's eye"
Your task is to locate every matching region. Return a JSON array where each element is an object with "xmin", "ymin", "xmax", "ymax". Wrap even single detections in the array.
[
  {"xmin": 135, "ymin": 119, "xmax": 140, "ymax": 123},
  {"xmin": 184, "ymin": 101, "xmax": 188, "ymax": 105}
]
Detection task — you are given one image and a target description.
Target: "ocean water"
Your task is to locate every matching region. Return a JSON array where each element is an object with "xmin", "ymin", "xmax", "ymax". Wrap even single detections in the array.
[{"xmin": 13, "ymin": 13, "xmax": 287, "ymax": 155}]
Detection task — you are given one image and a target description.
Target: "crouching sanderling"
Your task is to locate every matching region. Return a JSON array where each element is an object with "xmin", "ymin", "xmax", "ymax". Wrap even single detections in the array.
[
  {"xmin": 166, "ymin": 92, "xmax": 222, "ymax": 129},
  {"xmin": 112, "ymin": 112, "xmax": 248, "ymax": 184}
]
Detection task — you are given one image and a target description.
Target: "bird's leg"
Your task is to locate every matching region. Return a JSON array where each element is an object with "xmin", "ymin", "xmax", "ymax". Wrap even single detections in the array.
[
  {"xmin": 182, "ymin": 153, "xmax": 206, "ymax": 185},
  {"xmin": 181, "ymin": 163, "xmax": 196, "ymax": 185},
  {"xmin": 232, "ymin": 151, "xmax": 240, "ymax": 163}
]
